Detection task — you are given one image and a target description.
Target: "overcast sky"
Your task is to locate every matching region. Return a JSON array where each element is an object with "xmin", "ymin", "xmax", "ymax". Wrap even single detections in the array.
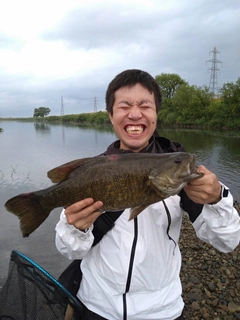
[{"xmin": 0, "ymin": 0, "xmax": 239, "ymax": 118}]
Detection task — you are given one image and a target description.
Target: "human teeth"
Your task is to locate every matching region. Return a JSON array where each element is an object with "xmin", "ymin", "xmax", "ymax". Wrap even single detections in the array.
[{"xmin": 126, "ymin": 126, "xmax": 143, "ymax": 134}]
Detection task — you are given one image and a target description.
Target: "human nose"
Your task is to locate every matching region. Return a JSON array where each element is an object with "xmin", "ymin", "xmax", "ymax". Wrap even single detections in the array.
[{"xmin": 128, "ymin": 105, "xmax": 142, "ymax": 119}]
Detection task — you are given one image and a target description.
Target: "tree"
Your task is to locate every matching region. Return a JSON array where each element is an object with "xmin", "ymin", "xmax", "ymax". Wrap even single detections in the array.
[
  {"xmin": 171, "ymin": 84, "xmax": 212, "ymax": 125},
  {"xmin": 221, "ymin": 78, "xmax": 240, "ymax": 116},
  {"xmin": 33, "ymin": 107, "xmax": 51, "ymax": 118},
  {"xmin": 155, "ymin": 73, "xmax": 187, "ymax": 99}
]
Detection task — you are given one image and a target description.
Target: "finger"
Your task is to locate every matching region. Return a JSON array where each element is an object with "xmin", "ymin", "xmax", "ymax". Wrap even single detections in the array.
[
  {"xmin": 74, "ymin": 210, "xmax": 103, "ymax": 231},
  {"xmin": 186, "ymin": 177, "xmax": 205, "ymax": 188},
  {"xmin": 184, "ymin": 187, "xmax": 205, "ymax": 204},
  {"xmin": 80, "ymin": 201, "xmax": 104, "ymax": 218},
  {"xmin": 184, "ymin": 180, "xmax": 221, "ymax": 204},
  {"xmin": 65, "ymin": 198, "xmax": 95, "ymax": 214},
  {"xmin": 65, "ymin": 200, "xmax": 103, "ymax": 225},
  {"xmin": 197, "ymin": 165, "xmax": 212, "ymax": 175}
]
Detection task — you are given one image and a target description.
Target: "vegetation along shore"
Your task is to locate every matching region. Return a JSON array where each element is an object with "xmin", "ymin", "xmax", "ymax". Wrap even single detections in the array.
[{"xmin": 1, "ymin": 74, "xmax": 240, "ymax": 130}]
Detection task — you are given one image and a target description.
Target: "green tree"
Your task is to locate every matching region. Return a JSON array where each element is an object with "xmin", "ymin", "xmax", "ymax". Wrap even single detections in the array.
[
  {"xmin": 33, "ymin": 107, "xmax": 51, "ymax": 118},
  {"xmin": 155, "ymin": 73, "xmax": 187, "ymax": 99},
  {"xmin": 221, "ymin": 78, "xmax": 240, "ymax": 116},
  {"xmin": 172, "ymin": 84, "xmax": 212, "ymax": 125},
  {"xmin": 93, "ymin": 111, "xmax": 111, "ymax": 125}
]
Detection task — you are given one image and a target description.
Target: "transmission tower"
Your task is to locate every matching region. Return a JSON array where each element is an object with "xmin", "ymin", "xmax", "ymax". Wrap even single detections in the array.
[
  {"xmin": 206, "ymin": 47, "xmax": 222, "ymax": 96},
  {"xmin": 94, "ymin": 96, "xmax": 97, "ymax": 112},
  {"xmin": 61, "ymin": 95, "xmax": 64, "ymax": 116}
]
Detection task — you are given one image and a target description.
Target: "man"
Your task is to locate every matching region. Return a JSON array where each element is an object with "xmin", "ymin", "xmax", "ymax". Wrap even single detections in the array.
[{"xmin": 55, "ymin": 69, "xmax": 240, "ymax": 320}]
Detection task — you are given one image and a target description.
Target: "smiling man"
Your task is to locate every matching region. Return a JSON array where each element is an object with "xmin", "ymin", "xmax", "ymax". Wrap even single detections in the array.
[
  {"xmin": 55, "ymin": 69, "xmax": 240, "ymax": 320},
  {"xmin": 108, "ymin": 83, "xmax": 157, "ymax": 152}
]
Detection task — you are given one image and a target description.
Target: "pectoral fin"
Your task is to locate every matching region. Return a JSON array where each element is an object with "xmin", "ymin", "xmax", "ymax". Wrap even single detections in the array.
[{"xmin": 129, "ymin": 205, "xmax": 149, "ymax": 220}]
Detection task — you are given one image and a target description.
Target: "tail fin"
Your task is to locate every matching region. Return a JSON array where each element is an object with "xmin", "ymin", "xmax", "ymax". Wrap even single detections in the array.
[{"xmin": 5, "ymin": 192, "xmax": 50, "ymax": 237}]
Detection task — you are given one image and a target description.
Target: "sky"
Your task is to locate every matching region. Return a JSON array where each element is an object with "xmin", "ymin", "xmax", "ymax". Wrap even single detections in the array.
[{"xmin": 0, "ymin": 0, "xmax": 239, "ymax": 118}]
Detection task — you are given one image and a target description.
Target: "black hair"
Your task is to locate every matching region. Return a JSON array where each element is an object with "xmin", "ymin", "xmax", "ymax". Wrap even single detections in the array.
[{"xmin": 105, "ymin": 69, "xmax": 162, "ymax": 115}]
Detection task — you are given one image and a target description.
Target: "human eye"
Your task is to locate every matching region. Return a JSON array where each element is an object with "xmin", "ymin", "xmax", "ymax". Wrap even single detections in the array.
[
  {"xmin": 138, "ymin": 100, "xmax": 155, "ymax": 110},
  {"xmin": 117, "ymin": 102, "xmax": 131, "ymax": 111},
  {"xmin": 139, "ymin": 104, "xmax": 151, "ymax": 110},
  {"xmin": 118, "ymin": 105, "xmax": 129, "ymax": 111}
]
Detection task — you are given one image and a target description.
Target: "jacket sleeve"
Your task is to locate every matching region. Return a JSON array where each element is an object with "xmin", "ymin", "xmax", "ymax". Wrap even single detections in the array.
[
  {"xmin": 180, "ymin": 183, "xmax": 240, "ymax": 253},
  {"xmin": 55, "ymin": 209, "xmax": 94, "ymax": 260}
]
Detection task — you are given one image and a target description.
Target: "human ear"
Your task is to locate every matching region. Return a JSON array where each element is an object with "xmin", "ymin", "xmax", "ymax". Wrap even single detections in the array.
[{"xmin": 107, "ymin": 112, "xmax": 114, "ymax": 125}]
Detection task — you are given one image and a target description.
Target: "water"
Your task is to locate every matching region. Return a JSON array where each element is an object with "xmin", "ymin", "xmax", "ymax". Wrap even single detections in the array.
[
  {"xmin": 0, "ymin": 121, "xmax": 239, "ymax": 286},
  {"xmin": 160, "ymin": 128, "xmax": 240, "ymax": 202}
]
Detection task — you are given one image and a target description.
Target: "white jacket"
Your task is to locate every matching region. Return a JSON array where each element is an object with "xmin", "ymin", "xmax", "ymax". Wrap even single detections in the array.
[{"xmin": 55, "ymin": 184, "xmax": 240, "ymax": 320}]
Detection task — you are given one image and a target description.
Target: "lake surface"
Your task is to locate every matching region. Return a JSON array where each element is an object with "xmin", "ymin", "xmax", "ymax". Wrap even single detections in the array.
[{"xmin": 0, "ymin": 121, "xmax": 240, "ymax": 287}]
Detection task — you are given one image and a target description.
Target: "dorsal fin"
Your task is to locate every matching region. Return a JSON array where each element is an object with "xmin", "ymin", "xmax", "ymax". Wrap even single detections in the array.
[{"xmin": 47, "ymin": 157, "xmax": 93, "ymax": 183}]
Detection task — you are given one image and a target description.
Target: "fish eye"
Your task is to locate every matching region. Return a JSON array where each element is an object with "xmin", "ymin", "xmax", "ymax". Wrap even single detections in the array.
[{"xmin": 174, "ymin": 157, "xmax": 182, "ymax": 164}]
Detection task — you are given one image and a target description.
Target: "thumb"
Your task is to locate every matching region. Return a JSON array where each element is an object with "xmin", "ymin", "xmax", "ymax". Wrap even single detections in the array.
[{"xmin": 196, "ymin": 165, "xmax": 209, "ymax": 174}]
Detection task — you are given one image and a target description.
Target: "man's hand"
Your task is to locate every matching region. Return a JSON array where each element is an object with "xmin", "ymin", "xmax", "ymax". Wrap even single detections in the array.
[
  {"xmin": 65, "ymin": 198, "xmax": 103, "ymax": 231},
  {"xmin": 184, "ymin": 165, "xmax": 222, "ymax": 204}
]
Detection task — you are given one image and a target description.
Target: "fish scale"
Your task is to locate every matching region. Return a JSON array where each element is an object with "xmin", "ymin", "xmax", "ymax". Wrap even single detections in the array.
[{"xmin": 5, "ymin": 152, "xmax": 203, "ymax": 237}]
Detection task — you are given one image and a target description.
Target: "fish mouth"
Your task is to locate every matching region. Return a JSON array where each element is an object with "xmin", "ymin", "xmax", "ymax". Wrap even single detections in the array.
[
  {"xmin": 183, "ymin": 155, "xmax": 203, "ymax": 183},
  {"xmin": 161, "ymin": 154, "xmax": 202, "ymax": 194},
  {"xmin": 189, "ymin": 154, "xmax": 197, "ymax": 172},
  {"xmin": 125, "ymin": 125, "xmax": 145, "ymax": 135}
]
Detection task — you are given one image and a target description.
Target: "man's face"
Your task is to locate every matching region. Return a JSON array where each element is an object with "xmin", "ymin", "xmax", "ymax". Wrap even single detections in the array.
[{"xmin": 108, "ymin": 83, "xmax": 157, "ymax": 152}]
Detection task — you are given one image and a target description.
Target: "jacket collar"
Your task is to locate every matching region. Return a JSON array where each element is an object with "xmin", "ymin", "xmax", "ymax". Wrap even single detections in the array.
[{"xmin": 103, "ymin": 131, "xmax": 185, "ymax": 155}]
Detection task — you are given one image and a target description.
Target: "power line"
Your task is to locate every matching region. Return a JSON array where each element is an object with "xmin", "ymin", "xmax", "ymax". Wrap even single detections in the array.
[
  {"xmin": 61, "ymin": 95, "xmax": 64, "ymax": 116},
  {"xmin": 206, "ymin": 47, "xmax": 222, "ymax": 96},
  {"xmin": 94, "ymin": 96, "xmax": 97, "ymax": 112}
]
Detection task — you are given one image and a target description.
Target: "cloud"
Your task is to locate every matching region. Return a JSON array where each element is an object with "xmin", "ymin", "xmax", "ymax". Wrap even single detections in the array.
[{"xmin": 0, "ymin": 0, "xmax": 239, "ymax": 117}]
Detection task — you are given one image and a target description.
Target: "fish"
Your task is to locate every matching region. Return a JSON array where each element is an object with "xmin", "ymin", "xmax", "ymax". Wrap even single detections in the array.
[{"xmin": 5, "ymin": 152, "xmax": 203, "ymax": 237}]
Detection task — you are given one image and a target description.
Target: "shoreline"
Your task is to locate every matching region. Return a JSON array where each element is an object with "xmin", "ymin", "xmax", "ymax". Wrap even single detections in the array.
[{"xmin": 180, "ymin": 201, "xmax": 240, "ymax": 319}]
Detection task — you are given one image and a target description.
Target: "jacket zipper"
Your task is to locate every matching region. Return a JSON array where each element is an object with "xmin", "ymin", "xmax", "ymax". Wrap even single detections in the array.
[{"xmin": 122, "ymin": 217, "xmax": 138, "ymax": 320}]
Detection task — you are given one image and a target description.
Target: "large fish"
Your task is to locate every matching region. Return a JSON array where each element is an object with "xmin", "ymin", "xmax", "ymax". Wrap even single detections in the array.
[{"xmin": 5, "ymin": 152, "xmax": 203, "ymax": 237}]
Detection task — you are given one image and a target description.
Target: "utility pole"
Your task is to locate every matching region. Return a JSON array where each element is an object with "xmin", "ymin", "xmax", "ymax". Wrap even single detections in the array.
[
  {"xmin": 94, "ymin": 96, "xmax": 97, "ymax": 112},
  {"xmin": 61, "ymin": 95, "xmax": 64, "ymax": 116},
  {"xmin": 206, "ymin": 47, "xmax": 222, "ymax": 96}
]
